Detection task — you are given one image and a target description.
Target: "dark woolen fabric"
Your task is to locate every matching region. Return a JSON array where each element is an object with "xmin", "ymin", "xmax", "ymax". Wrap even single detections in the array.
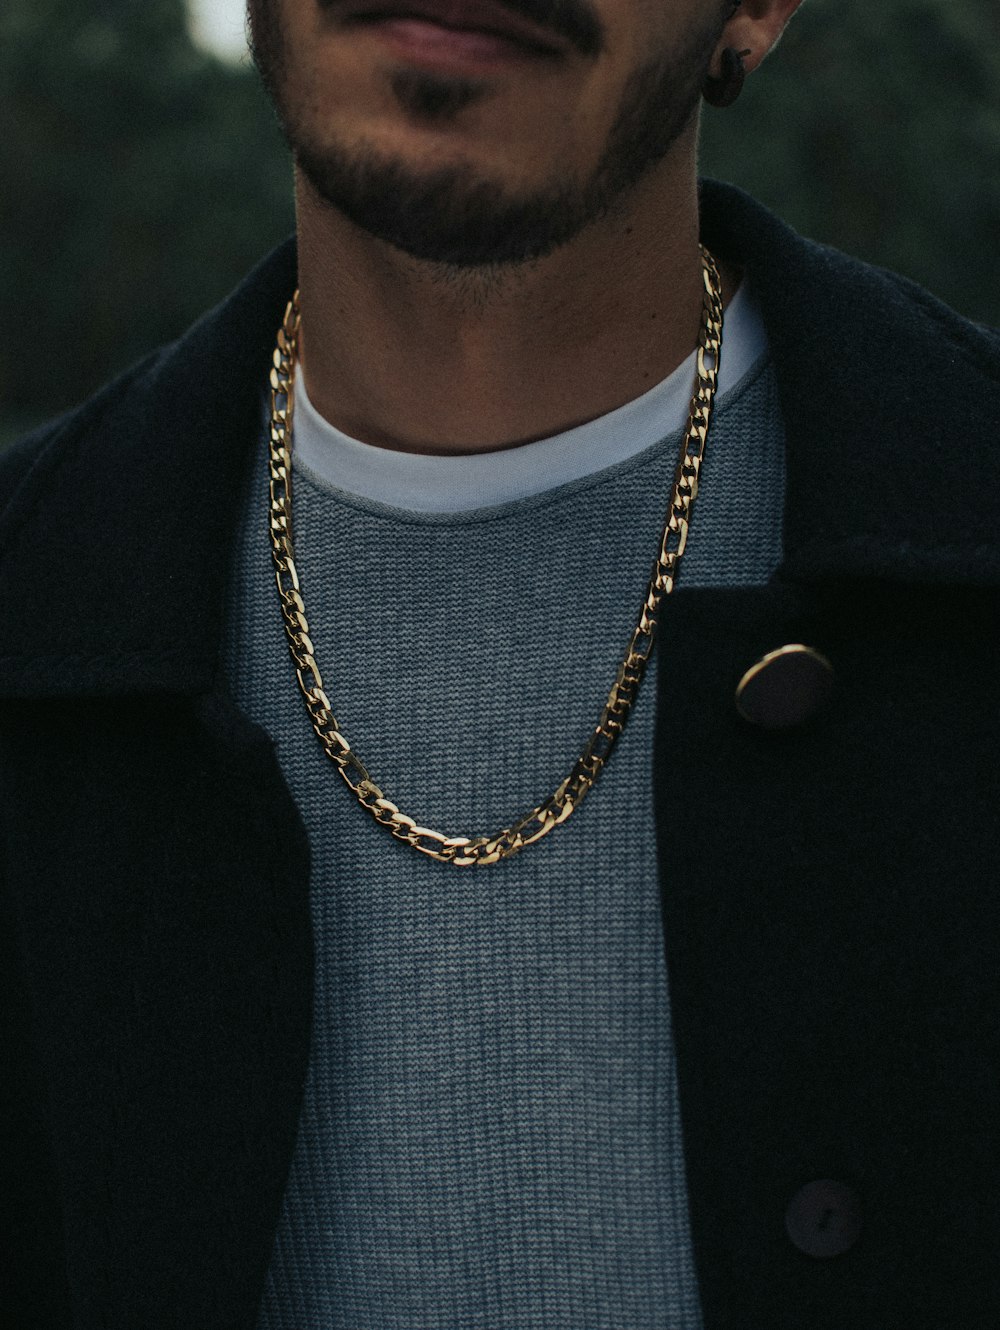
[
  {"xmin": 1, "ymin": 183, "xmax": 999, "ymax": 1328},
  {"xmin": 0, "ymin": 695, "xmax": 314, "ymax": 1329},
  {"xmin": 698, "ymin": 185, "xmax": 1000, "ymax": 585},
  {"xmin": 653, "ymin": 580, "xmax": 1000, "ymax": 1328}
]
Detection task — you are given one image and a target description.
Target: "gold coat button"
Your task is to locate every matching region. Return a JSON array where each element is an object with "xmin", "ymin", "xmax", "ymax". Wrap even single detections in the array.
[{"xmin": 735, "ymin": 644, "xmax": 834, "ymax": 729}]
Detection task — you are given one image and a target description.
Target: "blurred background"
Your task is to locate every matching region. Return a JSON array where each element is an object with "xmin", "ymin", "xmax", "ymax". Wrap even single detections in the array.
[{"xmin": 1, "ymin": 0, "xmax": 998, "ymax": 442}]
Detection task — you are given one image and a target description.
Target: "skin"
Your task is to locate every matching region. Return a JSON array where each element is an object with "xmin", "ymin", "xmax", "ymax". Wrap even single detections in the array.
[{"xmin": 248, "ymin": 0, "xmax": 802, "ymax": 455}]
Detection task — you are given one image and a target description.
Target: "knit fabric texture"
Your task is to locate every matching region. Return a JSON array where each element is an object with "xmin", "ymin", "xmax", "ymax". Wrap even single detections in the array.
[{"xmin": 221, "ymin": 351, "xmax": 785, "ymax": 1330}]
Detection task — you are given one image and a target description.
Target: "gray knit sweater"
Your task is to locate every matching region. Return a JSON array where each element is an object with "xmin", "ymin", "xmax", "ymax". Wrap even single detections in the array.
[{"xmin": 222, "ymin": 330, "xmax": 785, "ymax": 1329}]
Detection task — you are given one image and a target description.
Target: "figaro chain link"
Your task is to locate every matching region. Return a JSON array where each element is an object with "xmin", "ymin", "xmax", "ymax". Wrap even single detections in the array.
[{"xmin": 268, "ymin": 247, "xmax": 724, "ymax": 865}]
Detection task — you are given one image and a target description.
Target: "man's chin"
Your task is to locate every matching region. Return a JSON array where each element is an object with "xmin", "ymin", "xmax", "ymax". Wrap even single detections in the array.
[{"xmin": 294, "ymin": 144, "xmax": 589, "ymax": 269}]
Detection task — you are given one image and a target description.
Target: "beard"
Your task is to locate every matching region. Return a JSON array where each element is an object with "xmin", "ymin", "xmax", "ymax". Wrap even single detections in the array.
[{"xmin": 248, "ymin": 0, "xmax": 722, "ymax": 271}]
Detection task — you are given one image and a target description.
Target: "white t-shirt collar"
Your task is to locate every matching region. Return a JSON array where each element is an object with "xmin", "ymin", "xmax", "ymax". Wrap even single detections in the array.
[{"xmin": 291, "ymin": 281, "xmax": 768, "ymax": 514}]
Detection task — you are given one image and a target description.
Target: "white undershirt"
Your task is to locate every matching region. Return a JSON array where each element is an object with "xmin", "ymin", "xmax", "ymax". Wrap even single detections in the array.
[{"xmin": 293, "ymin": 281, "xmax": 768, "ymax": 513}]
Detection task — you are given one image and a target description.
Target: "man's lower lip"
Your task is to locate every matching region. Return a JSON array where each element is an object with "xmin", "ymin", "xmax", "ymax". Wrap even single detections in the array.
[{"xmin": 352, "ymin": 16, "xmax": 560, "ymax": 66}]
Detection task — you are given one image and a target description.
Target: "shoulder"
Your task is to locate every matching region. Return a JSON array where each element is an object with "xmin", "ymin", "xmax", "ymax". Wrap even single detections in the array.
[
  {"xmin": 700, "ymin": 180, "xmax": 1000, "ymax": 581},
  {"xmin": 701, "ymin": 177, "xmax": 1000, "ymax": 385},
  {"xmin": 0, "ymin": 237, "xmax": 298, "ymax": 531},
  {"xmin": 701, "ymin": 177, "xmax": 999, "ymax": 374},
  {"xmin": 0, "ymin": 239, "xmax": 297, "ymax": 697},
  {"xmin": 0, "ymin": 350, "xmax": 163, "ymax": 527}
]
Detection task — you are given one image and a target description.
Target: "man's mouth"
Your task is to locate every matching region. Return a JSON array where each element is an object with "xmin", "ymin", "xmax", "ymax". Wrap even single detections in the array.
[{"xmin": 342, "ymin": 0, "xmax": 570, "ymax": 56}]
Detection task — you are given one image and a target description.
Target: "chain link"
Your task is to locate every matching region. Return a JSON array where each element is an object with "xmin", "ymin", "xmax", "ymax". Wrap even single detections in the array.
[{"xmin": 268, "ymin": 248, "xmax": 724, "ymax": 864}]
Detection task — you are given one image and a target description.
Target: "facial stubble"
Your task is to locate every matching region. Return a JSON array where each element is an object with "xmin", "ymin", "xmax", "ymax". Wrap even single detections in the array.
[{"xmin": 248, "ymin": 0, "xmax": 724, "ymax": 272}]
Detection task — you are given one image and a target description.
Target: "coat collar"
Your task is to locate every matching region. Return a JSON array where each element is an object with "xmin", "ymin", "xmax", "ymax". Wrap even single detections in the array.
[
  {"xmin": 0, "ymin": 238, "xmax": 297, "ymax": 698},
  {"xmin": 1, "ymin": 181, "xmax": 998, "ymax": 699}
]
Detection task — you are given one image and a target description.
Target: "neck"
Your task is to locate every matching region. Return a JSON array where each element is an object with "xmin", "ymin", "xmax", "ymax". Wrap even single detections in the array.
[{"xmin": 294, "ymin": 148, "xmax": 735, "ymax": 457}]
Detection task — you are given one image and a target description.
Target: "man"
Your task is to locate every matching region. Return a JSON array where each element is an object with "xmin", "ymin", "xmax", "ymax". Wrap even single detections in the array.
[{"xmin": 1, "ymin": 0, "xmax": 998, "ymax": 1324}]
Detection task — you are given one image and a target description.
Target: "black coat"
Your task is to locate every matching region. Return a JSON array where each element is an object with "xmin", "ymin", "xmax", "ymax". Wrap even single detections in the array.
[{"xmin": 2, "ymin": 181, "xmax": 999, "ymax": 1329}]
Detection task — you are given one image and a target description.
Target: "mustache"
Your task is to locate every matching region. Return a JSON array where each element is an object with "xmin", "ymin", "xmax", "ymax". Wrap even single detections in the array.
[{"xmin": 317, "ymin": 0, "xmax": 605, "ymax": 57}]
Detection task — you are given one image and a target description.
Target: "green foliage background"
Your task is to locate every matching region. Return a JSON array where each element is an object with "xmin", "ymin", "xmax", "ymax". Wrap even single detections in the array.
[{"xmin": 2, "ymin": 0, "xmax": 998, "ymax": 439}]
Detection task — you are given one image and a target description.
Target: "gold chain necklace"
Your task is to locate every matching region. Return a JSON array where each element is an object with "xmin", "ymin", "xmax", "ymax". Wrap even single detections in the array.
[{"xmin": 268, "ymin": 246, "xmax": 724, "ymax": 865}]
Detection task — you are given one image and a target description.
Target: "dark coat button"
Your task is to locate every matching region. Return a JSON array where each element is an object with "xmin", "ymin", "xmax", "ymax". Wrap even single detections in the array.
[
  {"xmin": 735, "ymin": 644, "xmax": 834, "ymax": 729},
  {"xmin": 785, "ymin": 1179, "xmax": 863, "ymax": 1258}
]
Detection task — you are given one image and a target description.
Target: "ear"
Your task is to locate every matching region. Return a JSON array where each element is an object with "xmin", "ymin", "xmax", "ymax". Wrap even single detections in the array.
[{"xmin": 709, "ymin": 0, "xmax": 805, "ymax": 80}]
